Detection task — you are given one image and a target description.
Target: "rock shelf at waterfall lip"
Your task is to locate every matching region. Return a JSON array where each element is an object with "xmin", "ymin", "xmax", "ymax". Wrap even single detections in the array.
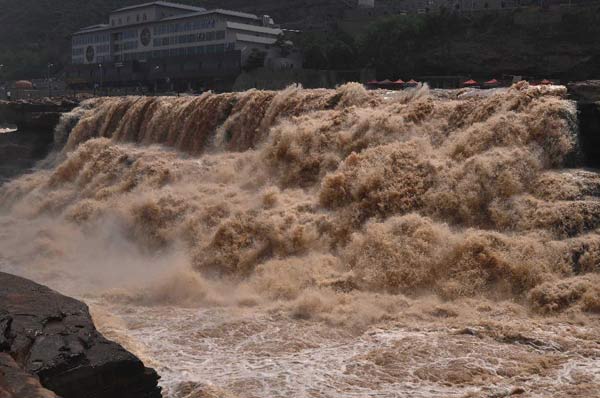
[{"xmin": 0, "ymin": 272, "xmax": 162, "ymax": 398}]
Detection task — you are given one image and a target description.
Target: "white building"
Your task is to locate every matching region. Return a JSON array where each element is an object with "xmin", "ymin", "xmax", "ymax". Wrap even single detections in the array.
[
  {"xmin": 67, "ymin": 1, "xmax": 295, "ymax": 90},
  {"xmin": 71, "ymin": 2, "xmax": 283, "ymax": 65}
]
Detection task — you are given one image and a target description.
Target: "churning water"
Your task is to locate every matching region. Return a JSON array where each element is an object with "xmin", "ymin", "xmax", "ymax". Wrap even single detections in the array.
[{"xmin": 1, "ymin": 83, "xmax": 600, "ymax": 397}]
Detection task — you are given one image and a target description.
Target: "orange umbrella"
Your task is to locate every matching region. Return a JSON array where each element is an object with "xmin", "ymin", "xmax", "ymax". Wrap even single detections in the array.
[{"xmin": 15, "ymin": 80, "xmax": 33, "ymax": 89}]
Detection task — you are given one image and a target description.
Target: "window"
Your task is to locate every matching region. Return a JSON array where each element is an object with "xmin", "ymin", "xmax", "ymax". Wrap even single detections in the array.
[
  {"xmin": 143, "ymin": 14, "xmax": 147, "ymax": 21},
  {"xmin": 216, "ymin": 31, "xmax": 225, "ymax": 40},
  {"xmin": 127, "ymin": 16, "xmax": 130, "ymax": 23},
  {"xmin": 119, "ymin": 18, "xmax": 122, "ymax": 25},
  {"xmin": 136, "ymin": 15, "xmax": 140, "ymax": 22}
]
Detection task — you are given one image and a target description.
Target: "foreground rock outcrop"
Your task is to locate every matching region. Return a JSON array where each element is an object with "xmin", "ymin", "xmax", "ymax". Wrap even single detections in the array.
[{"xmin": 0, "ymin": 272, "xmax": 161, "ymax": 398}]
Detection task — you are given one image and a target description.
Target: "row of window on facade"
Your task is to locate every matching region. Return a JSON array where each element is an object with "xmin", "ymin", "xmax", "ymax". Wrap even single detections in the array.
[
  {"xmin": 110, "ymin": 10, "xmax": 180, "ymax": 27},
  {"xmin": 74, "ymin": 43, "xmax": 236, "ymax": 63},
  {"xmin": 119, "ymin": 44, "xmax": 234, "ymax": 60},
  {"xmin": 72, "ymin": 44, "xmax": 110, "ymax": 56},
  {"xmin": 73, "ymin": 33, "xmax": 110, "ymax": 46},
  {"xmin": 113, "ymin": 30, "xmax": 138, "ymax": 41},
  {"xmin": 154, "ymin": 19, "xmax": 218, "ymax": 36},
  {"xmin": 72, "ymin": 55, "xmax": 111, "ymax": 64},
  {"xmin": 112, "ymin": 13, "xmax": 148, "ymax": 26},
  {"xmin": 114, "ymin": 41, "xmax": 140, "ymax": 52},
  {"xmin": 153, "ymin": 30, "xmax": 226, "ymax": 47},
  {"xmin": 151, "ymin": 43, "xmax": 235, "ymax": 58}
]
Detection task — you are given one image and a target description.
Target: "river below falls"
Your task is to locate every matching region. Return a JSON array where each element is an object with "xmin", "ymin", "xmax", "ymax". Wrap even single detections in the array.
[
  {"xmin": 4, "ymin": 256, "xmax": 600, "ymax": 397},
  {"xmin": 84, "ymin": 297, "xmax": 600, "ymax": 398}
]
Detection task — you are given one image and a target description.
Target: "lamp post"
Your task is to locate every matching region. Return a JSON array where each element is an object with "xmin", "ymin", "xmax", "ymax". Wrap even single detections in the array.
[
  {"xmin": 47, "ymin": 63, "xmax": 54, "ymax": 97},
  {"xmin": 153, "ymin": 65, "xmax": 160, "ymax": 94},
  {"xmin": 98, "ymin": 63, "xmax": 103, "ymax": 95},
  {"xmin": 0, "ymin": 64, "xmax": 4, "ymax": 99}
]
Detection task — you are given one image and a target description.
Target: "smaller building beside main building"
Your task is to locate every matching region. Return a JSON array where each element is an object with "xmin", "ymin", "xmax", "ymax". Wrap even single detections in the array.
[{"xmin": 66, "ymin": 1, "xmax": 299, "ymax": 91}]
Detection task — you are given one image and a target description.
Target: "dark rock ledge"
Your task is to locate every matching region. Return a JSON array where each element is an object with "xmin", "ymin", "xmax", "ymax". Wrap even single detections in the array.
[{"xmin": 0, "ymin": 272, "xmax": 161, "ymax": 398}]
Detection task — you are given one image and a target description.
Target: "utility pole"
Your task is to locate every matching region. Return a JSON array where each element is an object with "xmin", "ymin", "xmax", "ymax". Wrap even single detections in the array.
[{"xmin": 47, "ymin": 63, "xmax": 54, "ymax": 97}]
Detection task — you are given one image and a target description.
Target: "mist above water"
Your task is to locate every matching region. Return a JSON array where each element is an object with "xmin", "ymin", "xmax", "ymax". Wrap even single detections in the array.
[{"xmin": 1, "ymin": 83, "xmax": 599, "ymax": 397}]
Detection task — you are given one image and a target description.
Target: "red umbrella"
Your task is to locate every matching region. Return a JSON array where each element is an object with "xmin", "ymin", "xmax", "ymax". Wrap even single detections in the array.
[
  {"xmin": 485, "ymin": 79, "xmax": 499, "ymax": 85},
  {"xmin": 380, "ymin": 79, "xmax": 393, "ymax": 84},
  {"xmin": 540, "ymin": 79, "xmax": 552, "ymax": 85},
  {"xmin": 393, "ymin": 79, "xmax": 405, "ymax": 84},
  {"xmin": 407, "ymin": 79, "xmax": 418, "ymax": 84},
  {"xmin": 15, "ymin": 80, "xmax": 33, "ymax": 89},
  {"xmin": 463, "ymin": 79, "xmax": 478, "ymax": 86},
  {"xmin": 366, "ymin": 80, "xmax": 379, "ymax": 85}
]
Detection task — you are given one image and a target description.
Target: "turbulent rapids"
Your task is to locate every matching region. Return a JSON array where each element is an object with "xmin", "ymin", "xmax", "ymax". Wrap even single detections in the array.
[{"xmin": 1, "ymin": 83, "xmax": 600, "ymax": 397}]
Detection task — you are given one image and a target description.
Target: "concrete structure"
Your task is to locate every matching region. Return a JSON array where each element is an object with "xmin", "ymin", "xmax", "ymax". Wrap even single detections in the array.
[
  {"xmin": 347, "ymin": 0, "xmax": 593, "ymax": 16},
  {"xmin": 66, "ymin": 1, "xmax": 296, "ymax": 91}
]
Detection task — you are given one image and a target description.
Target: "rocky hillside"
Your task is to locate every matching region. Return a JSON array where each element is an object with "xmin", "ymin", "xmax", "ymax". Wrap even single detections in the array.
[
  {"xmin": 0, "ymin": 0, "xmax": 599, "ymax": 81},
  {"xmin": 0, "ymin": 0, "xmax": 350, "ymax": 79}
]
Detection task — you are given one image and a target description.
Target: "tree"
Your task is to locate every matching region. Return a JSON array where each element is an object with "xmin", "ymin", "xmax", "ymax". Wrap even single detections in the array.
[
  {"xmin": 243, "ymin": 49, "xmax": 267, "ymax": 71},
  {"xmin": 274, "ymin": 34, "xmax": 293, "ymax": 58}
]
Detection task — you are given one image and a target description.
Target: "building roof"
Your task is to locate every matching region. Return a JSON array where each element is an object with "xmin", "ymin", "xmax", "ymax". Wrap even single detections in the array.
[
  {"xmin": 79, "ymin": 24, "xmax": 111, "ymax": 31},
  {"xmin": 226, "ymin": 21, "xmax": 282, "ymax": 35},
  {"xmin": 73, "ymin": 6, "xmax": 267, "ymax": 36},
  {"xmin": 160, "ymin": 8, "xmax": 260, "ymax": 22},
  {"xmin": 112, "ymin": 1, "xmax": 205, "ymax": 13},
  {"xmin": 74, "ymin": 24, "xmax": 111, "ymax": 35},
  {"xmin": 235, "ymin": 33, "xmax": 277, "ymax": 45}
]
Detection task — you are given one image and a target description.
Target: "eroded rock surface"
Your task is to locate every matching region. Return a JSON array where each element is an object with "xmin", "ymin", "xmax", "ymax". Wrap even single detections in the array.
[
  {"xmin": 0, "ymin": 99, "xmax": 78, "ymax": 132},
  {"xmin": 568, "ymin": 80, "xmax": 600, "ymax": 104},
  {"xmin": 0, "ymin": 353, "xmax": 57, "ymax": 398},
  {"xmin": 0, "ymin": 272, "xmax": 161, "ymax": 398}
]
